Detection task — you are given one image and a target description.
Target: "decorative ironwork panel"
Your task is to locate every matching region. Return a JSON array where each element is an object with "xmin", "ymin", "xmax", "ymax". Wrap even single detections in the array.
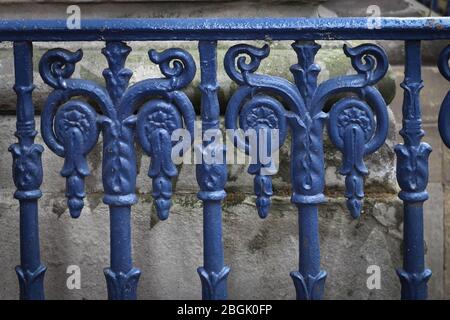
[
  {"xmin": 38, "ymin": 41, "xmax": 196, "ymax": 299},
  {"xmin": 224, "ymin": 40, "xmax": 388, "ymax": 299},
  {"xmin": 1, "ymin": 17, "xmax": 449, "ymax": 300},
  {"xmin": 196, "ymin": 41, "xmax": 230, "ymax": 300}
]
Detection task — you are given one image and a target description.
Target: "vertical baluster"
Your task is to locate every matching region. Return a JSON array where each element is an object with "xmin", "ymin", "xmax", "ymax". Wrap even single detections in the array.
[
  {"xmin": 395, "ymin": 40, "xmax": 432, "ymax": 300},
  {"xmin": 101, "ymin": 41, "xmax": 141, "ymax": 300},
  {"xmin": 196, "ymin": 40, "xmax": 230, "ymax": 300},
  {"xmin": 289, "ymin": 41, "xmax": 327, "ymax": 300},
  {"xmin": 10, "ymin": 41, "xmax": 46, "ymax": 300},
  {"xmin": 290, "ymin": 205, "xmax": 326, "ymax": 300}
]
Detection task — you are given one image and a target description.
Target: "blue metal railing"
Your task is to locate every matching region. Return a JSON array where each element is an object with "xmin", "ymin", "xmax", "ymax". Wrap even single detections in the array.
[{"xmin": 1, "ymin": 17, "xmax": 450, "ymax": 300}]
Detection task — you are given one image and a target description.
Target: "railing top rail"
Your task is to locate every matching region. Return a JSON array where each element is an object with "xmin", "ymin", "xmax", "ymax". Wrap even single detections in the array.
[{"xmin": 0, "ymin": 17, "xmax": 450, "ymax": 42}]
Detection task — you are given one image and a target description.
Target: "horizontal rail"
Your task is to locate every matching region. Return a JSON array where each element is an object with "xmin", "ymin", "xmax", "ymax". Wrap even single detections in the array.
[{"xmin": 1, "ymin": 17, "xmax": 450, "ymax": 41}]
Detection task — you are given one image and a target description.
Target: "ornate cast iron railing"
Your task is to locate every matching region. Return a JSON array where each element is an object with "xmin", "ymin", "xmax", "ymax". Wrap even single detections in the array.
[
  {"xmin": 418, "ymin": 0, "xmax": 450, "ymax": 15},
  {"xmin": 1, "ymin": 17, "xmax": 450, "ymax": 300}
]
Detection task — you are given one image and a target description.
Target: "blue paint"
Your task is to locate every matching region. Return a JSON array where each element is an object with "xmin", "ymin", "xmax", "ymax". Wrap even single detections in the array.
[
  {"xmin": 196, "ymin": 41, "xmax": 230, "ymax": 300},
  {"xmin": 105, "ymin": 206, "xmax": 140, "ymax": 300},
  {"xmin": 328, "ymin": 91, "xmax": 388, "ymax": 218},
  {"xmin": 3, "ymin": 17, "xmax": 445, "ymax": 300},
  {"xmin": 225, "ymin": 91, "xmax": 287, "ymax": 218},
  {"xmin": 137, "ymin": 98, "xmax": 195, "ymax": 220},
  {"xmin": 438, "ymin": 45, "xmax": 450, "ymax": 148},
  {"xmin": 9, "ymin": 41, "xmax": 46, "ymax": 300},
  {"xmin": 291, "ymin": 204, "xmax": 326, "ymax": 300},
  {"xmin": 38, "ymin": 41, "xmax": 195, "ymax": 300},
  {"xmin": 396, "ymin": 41, "xmax": 432, "ymax": 300},
  {"xmin": 1, "ymin": 18, "xmax": 450, "ymax": 41}
]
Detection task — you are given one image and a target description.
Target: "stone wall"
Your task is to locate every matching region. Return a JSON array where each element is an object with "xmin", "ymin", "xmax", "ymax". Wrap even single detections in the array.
[{"xmin": 0, "ymin": 0, "xmax": 448, "ymax": 299}]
